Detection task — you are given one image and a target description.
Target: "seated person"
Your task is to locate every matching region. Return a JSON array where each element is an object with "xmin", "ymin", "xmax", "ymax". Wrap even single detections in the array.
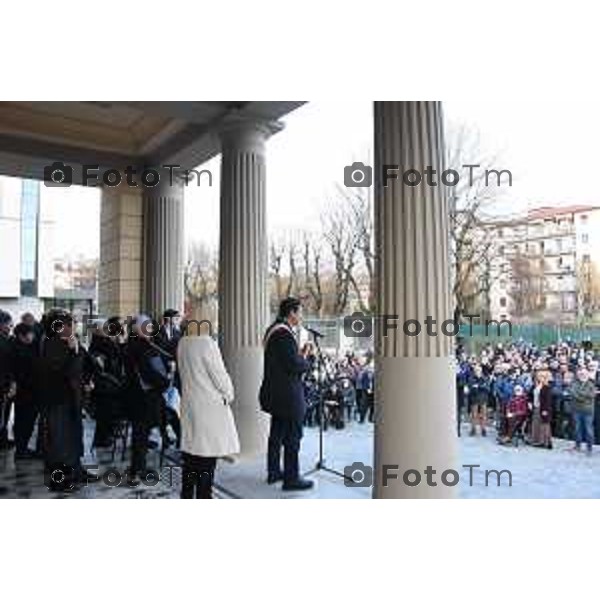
[{"xmin": 498, "ymin": 385, "xmax": 529, "ymax": 445}]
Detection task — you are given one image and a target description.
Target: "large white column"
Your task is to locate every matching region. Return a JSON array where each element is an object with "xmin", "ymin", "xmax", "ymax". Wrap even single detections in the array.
[
  {"xmin": 373, "ymin": 102, "xmax": 458, "ymax": 499},
  {"xmin": 143, "ymin": 171, "xmax": 185, "ymax": 317},
  {"xmin": 219, "ymin": 118, "xmax": 281, "ymax": 456}
]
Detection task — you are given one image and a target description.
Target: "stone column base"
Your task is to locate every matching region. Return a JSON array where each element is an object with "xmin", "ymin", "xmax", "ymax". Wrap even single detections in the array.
[
  {"xmin": 373, "ymin": 357, "xmax": 457, "ymax": 499},
  {"xmin": 224, "ymin": 345, "xmax": 269, "ymax": 457}
]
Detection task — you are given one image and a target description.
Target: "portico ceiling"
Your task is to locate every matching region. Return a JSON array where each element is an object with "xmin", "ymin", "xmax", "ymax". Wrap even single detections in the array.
[{"xmin": 0, "ymin": 101, "xmax": 305, "ymax": 182}]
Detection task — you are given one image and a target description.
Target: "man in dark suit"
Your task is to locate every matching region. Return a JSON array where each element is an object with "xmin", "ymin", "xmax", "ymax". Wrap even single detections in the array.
[
  {"xmin": 260, "ymin": 297, "xmax": 314, "ymax": 491},
  {"xmin": 156, "ymin": 309, "xmax": 183, "ymax": 358},
  {"xmin": 155, "ymin": 308, "xmax": 183, "ymax": 388}
]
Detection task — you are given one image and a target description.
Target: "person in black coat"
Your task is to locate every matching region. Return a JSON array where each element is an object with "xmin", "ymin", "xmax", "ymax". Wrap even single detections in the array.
[
  {"xmin": 468, "ymin": 364, "xmax": 492, "ymax": 437},
  {"xmin": 20, "ymin": 312, "xmax": 44, "ymax": 343},
  {"xmin": 0, "ymin": 310, "xmax": 15, "ymax": 449},
  {"xmin": 39, "ymin": 309, "xmax": 95, "ymax": 491},
  {"xmin": 125, "ymin": 315, "xmax": 171, "ymax": 477},
  {"xmin": 11, "ymin": 323, "xmax": 41, "ymax": 458},
  {"xmin": 88, "ymin": 318, "xmax": 126, "ymax": 448},
  {"xmin": 259, "ymin": 297, "xmax": 313, "ymax": 491}
]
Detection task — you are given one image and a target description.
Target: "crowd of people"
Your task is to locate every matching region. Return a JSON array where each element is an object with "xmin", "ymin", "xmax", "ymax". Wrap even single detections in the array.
[
  {"xmin": 456, "ymin": 339, "xmax": 600, "ymax": 451},
  {"xmin": 301, "ymin": 349, "xmax": 375, "ymax": 430},
  {"xmin": 0, "ymin": 307, "xmax": 238, "ymax": 498},
  {"xmin": 2, "ymin": 299, "xmax": 600, "ymax": 499}
]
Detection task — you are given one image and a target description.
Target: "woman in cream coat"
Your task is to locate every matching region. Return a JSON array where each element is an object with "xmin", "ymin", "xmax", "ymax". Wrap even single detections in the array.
[{"xmin": 177, "ymin": 333, "xmax": 240, "ymax": 498}]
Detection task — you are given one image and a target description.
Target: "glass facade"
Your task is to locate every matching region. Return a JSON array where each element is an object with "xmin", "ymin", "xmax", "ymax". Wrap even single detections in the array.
[{"xmin": 20, "ymin": 179, "xmax": 40, "ymax": 297}]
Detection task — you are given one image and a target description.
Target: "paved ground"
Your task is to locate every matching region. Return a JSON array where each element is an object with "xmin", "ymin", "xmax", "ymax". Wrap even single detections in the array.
[
  {"xmin": 1, "ymin": 419, "xmax": 600, "ymax": 498},
  {"xmin": 216, "ymin": 422, "xmax": 600, "ymax": 499}
]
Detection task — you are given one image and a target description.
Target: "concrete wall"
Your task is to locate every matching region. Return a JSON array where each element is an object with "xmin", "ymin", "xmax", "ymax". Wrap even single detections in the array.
[{"xmin": 98, "ymin": 186, "xmax": 143, "ymax": 318}]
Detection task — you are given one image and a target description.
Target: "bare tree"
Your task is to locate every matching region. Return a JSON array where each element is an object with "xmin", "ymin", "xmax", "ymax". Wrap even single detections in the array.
[
  {"xmin": 322, "ymin": 195, "xmax": 359, "ymax": 315},
  {"xmin": 510, "ymin": 254, "xmax": 546, "ymax": 317},
  {"xmin": 447, "ymin": 125, "xmax": 509, "ymax": 321},
  {"xmin": 184, "ymin": 242, "xmax": 219, "ymax": 323},
  {"xmin": 336, "ymin": 185, "xmax": 375, "ymax": 313},
  {"xmin": 269, "ymin": 238, "xmax": 286, "ymax": 312},
  {"xmin": 301, "ymin": 233, "xmax": 324, "ymax": 316},
  {"xmin": 577, "ymin": 257, "xmax": 600, "ymax": 320}
]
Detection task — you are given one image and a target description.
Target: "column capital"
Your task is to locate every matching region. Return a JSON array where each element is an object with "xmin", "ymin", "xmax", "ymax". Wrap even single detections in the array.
[{"xmin": 218, "ymin": 113, "xmax": 284, "ymax": 151}]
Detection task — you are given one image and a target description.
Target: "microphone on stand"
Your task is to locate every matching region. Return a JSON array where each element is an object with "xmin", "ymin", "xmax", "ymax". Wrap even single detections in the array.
[{"xmin": 305, "ymin": 326, "xmax": 325, "ymax": 339}]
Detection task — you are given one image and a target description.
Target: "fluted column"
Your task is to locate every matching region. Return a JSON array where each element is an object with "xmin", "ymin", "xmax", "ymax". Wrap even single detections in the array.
[
  {"xmin": 143, "ymin": 171, "xmax": 184, "ymax": 317},
  {"xmin": 219, "ymin": 118, "xmax": 281, "ymax": 456},
  {"xmin": 373, "ymin": 102, "xmax": 457, "ymax": 498}
]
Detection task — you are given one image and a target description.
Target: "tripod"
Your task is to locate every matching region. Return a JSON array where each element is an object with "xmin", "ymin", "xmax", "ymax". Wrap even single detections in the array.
[{"xmin": 302, "ymin": 332, "xmax": 352, "ymax": 483}]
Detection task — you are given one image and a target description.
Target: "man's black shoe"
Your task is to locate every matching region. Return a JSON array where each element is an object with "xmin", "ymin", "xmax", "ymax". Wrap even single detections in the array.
[
  {"xmin": 267, "ymin": 472, "xmax": 284, "ymax": 485},
  {"xmin": 282, "ymin": 478, "xmax": 314, "ymax": 492}
]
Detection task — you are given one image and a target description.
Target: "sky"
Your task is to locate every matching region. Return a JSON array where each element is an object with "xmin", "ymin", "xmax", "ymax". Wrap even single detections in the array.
[{"xmin": 42, "ymin": 101, "xmax": 600, "ymax": 260}]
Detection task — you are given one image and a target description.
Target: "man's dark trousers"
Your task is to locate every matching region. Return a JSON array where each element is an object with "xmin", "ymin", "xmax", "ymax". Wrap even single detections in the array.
[
  {"xmin": 14, "ymin": 392, "xmax": 39, "ymax": 453},
  {"xmin": 267, "ymin": 416, "xmax": 303, "ymax": 483}
]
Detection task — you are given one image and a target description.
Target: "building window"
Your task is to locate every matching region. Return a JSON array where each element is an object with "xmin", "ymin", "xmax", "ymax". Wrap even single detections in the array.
[
  {"xmin": 20, "ymin": 179, "xmax": 40, "ymax": 297},
  {"xmin": 500, "ymin": 297, "xmax": 507, "ymax": 308},
  {"xmin": 582, "ymin": 233, "xmax": 589, "ymax": 244},
  {"xmin": 581, "ymin": 214, "xmax": 588, "ymax": 223}
]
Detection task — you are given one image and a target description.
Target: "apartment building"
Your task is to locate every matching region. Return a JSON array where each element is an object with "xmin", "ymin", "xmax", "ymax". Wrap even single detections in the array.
[{"xmin": 488, "ymin": 205, "xmax": 600, "ymax": 322}]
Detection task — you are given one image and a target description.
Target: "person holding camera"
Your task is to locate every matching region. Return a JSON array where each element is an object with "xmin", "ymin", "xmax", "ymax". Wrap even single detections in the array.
[
  {"xmin": 38, "ymin": 309, "xmax": 94, "ymax": 491},
  {"xmin": 125, "ymin": 315, "xmax": 172, "ymax": 478},
  {"xmin": 88, "ymin": 318, "xmax": 126, "ymax": 449},
  {"xmin": 260, "ymin": 297, "xmax": 313, "ymax": 491}
]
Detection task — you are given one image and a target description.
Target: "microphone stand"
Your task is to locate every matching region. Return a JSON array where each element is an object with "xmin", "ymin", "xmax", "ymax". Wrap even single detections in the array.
[{"xmin": 302, "ymin": 330, "xmax": 352, "ymax": 483}]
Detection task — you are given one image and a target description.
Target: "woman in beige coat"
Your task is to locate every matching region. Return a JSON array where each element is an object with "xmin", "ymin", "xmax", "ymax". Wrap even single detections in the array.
[{"xmin": 177, "ymin": 333, "xmax": 240, "ymax": 498}]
